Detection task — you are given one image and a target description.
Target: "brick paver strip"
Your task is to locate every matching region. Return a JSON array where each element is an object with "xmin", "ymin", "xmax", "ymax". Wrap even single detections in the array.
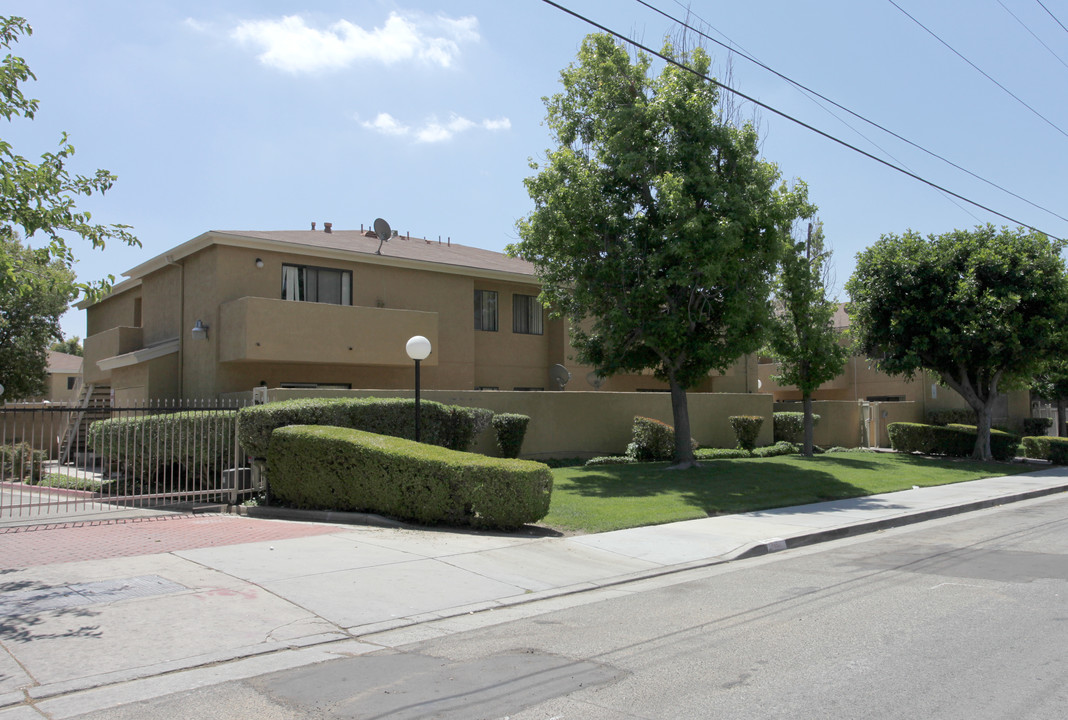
[{"xmin": 0, "ymin": 514, "xmax": 342, "ymax": 569}]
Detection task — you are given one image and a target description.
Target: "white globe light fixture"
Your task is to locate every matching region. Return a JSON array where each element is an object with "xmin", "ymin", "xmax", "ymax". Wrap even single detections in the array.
[{"xmin": 405, "ymin": 336, "xmax": 432, "ymax": 441}]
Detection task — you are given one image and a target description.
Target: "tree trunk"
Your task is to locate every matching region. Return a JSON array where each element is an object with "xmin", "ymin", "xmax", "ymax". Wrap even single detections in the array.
[
  {"xmin": 668, "ymin": 377, "xmax": 698, "ymax": 469},
  {"xmin": 974, "ymin": 403, "xmax": 993, "ymax": 461},
  {"xmin": 1058, "ymin": 397, "xmax": 1067, "ymax": 438},
  {"xmin": 802, "ymin": 392, "xmax": 815, "ymax": 457}
]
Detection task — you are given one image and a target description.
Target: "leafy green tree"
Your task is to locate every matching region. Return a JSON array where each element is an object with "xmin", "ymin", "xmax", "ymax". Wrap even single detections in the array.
[
  {"xmin": 511, "ymin": 33, "xmax": 812, "ymax": 467},
  {"xmin": 1030, "ymin": 360, "xmax": 1068, "ymax": 437},
  {"xmin": 766, "ymin": 221, "xmax": 849, "ymax": 456},
  {"xmin": 847, "ymin": 225, "xmax": 1068, "ymax": 460},
  {"xmin": 0, "ymin": 228, "xmax": 76, "ymax": 399},
  {"xmin": 0, "ymin": 16, "xmax": 138, "ymax": 300},
  {"xmin": 50, "ymin": 335, "xmax": 83, "ymax": 357}
]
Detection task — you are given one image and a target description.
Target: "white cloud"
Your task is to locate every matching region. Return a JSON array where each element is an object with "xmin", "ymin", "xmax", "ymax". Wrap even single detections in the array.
[
  {"xmin": 361, "ymin": 113, "xmax": 511, "ymax": 143},
  {"xmin": 230, "ymin": 12, "xmax": 479, "ymax": 73}
]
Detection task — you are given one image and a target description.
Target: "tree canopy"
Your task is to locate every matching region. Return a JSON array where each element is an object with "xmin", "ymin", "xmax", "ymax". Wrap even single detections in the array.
[
  {"xmin": 510, "ymin": 33, "xmax": 812, "ymax": 466},
  {"xmin": 846, "ymin": 224, "xmax": 1068, "ymax": 460},
  {"xmin": 1, "ymin": 15, "xmax": 138, "ymax": 300},
  {"xmin": 0, "ymin": 228, "xmax": 76, "ymax": 399},
  {"xmin": 766, "ymin": 221, "xmax": 848, "ymax": 456}
]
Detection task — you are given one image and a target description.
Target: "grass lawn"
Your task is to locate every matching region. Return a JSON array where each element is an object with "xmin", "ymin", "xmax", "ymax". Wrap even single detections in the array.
[{"xmin": 541, "ymin": 451, "xmax": 1034, "ymax": 534}]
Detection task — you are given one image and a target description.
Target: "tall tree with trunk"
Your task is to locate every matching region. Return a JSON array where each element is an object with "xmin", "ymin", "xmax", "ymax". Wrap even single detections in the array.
[
  {"xmin": 1, "ymin": 16, "xmax": 138, "ymax": 300},
  {"xmin": 766, "ymin": 221, "xmax": 848, "ymax": 456},
  {"xmin": 511, "ymin": 33, "xmax": 812, "ymax": 467},
  {"xmin": 847, "ymin": 225, "xmax": 1068, "ymax": 460}
]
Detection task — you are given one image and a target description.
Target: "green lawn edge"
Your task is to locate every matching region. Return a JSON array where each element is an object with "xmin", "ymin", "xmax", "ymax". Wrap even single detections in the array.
[{"xmin": 541, "ymin": 451, "xmax": 1034, "ymax": 534}]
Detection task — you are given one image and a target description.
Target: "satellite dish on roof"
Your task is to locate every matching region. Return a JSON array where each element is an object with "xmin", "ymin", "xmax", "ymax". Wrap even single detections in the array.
[
  {"xmin": 373, "ymin": 218, "xmax": 392, "ymax": 255},
  {"xmin": 586, "ymin": 371, "xmax": 606, "ymax": 390},
  {"xmin": 550, "ymin": 364, "xmax": 571, "ymax": 390}
]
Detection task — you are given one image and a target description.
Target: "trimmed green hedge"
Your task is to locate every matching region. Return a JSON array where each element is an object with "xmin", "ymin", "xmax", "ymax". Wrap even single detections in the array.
[
  {"xmin": 267, "ymin": 425, "xmax": 552, "ymax": 529},
  {"xmin": 88, "ymin": 411, "xmax": 239, "ymax": 487},
  {"xmin": 887, "ymin": 422, "xmax": 1019, "ymax": 461},
  {"xmin": 773, "ymin": 412, "xmax": 820, "ymax": 444},
  {"xmin": 729, "ymin": 416, "xmax": 764, "ymax": 452},
  {"xmin": 237, "ymin": 397, "xmax": 493, "ymax": 458},
  {"xmin": 1022, "ymin": 417, "xmax": 1053, "ymax": 436},
  {"xmin": 1022, "ymin": 436, "xmax": 1068, "ymax": 464},
  {"xmin": 585, "ymin": 455, "xmax": 637, "ymax": 466},
  {"xmin": 626, "ymin": 417, "xmax": 675, "ymax": 461},
  {"xmin": 492, "ymin": 413, "xmax": 530, "ymax": 459},
  {"xmin": 695, "ymin": 447, "xmax": 753, "ymax": 460},
  {"xmin": 751, "ymin": 441, "xmax": 799, "ymax": 458}
]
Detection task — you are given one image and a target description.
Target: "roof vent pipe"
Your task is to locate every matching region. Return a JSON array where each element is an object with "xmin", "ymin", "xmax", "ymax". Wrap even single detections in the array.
[
  {"xmin": 311, "ymin": 222, "xmax": 316, "ymax": 231},
  {"xmin": 324, "ymin": 222, "xmax": 332, "ymax": 233}
]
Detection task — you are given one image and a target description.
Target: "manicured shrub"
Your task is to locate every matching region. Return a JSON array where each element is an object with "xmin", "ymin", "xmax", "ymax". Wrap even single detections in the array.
[
  {"xmin": 625, "ymin": 416, "xmax": 696, "ymax": 461},
  {"xmin": 888, "ymin": 422, "xmax": 1019, "ymax": 461},
  {"xmin": 237, "ymin": 397, "xmax": 493, "ymax": 458},
  {"xmin": 584, "ymin": 455, "xmax": 637, "ymax": 466},
  {"xmin": 492, "ymin": 413, "xmax": 530, "ymax": 458},
  {"xmin": 267, "ymin": 425, "xmax": 552, "ymax": 529},
  {"xmin": 926, "ymin": 408, "xmax": 976, "ymax": 426},
  {"xmin": 728, "ymin": 416, "xmax": 764, "ymax": 452},
  {"xmin": 1022, "ymin": 417, "xmax": 1053, "ymax": 436},
  {"xmin": 751, "ymin": 441, "xmax": 799, "ymax": 458},
  {"xmin": 0, "ymin": 442, "xmax": 45, "ymax": 482},
  {"xmin": 695, "ymin": 447, "xmax": 752, "ymax": 460},
  {"xmin": 773, "ymin": 412, "xmax": 821, "ymax": 443},
  {"xmin": 88, "ymin": 411, "xmax": 239, "ymax": 489},
  {"xmin": 1022, "ymin": 436, "xmax": 1068, "ymax": 463}
]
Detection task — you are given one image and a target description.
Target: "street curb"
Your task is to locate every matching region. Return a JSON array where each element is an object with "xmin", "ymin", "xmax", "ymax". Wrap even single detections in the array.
[{"xmin": 730, "ymin": 482, "xmax": 1068, "ymax": 560}]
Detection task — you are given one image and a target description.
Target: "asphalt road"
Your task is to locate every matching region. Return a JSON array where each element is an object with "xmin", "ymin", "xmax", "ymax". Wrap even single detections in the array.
[{"xmin": 70, "ymin": 494, "xmax": 1068, "ymax": 719}]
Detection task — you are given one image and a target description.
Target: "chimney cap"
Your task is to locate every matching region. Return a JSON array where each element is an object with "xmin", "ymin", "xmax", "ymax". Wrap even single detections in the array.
[{"xmin": 323, "ymin": 222, "xmax": 333, "ymax": 233}]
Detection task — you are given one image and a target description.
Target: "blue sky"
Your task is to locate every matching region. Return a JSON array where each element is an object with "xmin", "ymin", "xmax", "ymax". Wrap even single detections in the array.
[{"xmin": 6, "ymin": 1, "xmax": 1067, "ymax": 340}]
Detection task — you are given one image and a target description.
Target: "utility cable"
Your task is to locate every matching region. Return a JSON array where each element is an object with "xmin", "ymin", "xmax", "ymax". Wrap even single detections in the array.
[
  {"xmin": 997, "ymin": 0, "xmax": 1068, "ymax": 72},
  {"xmin": 1035, "ymin": 0, "xmax": 1068, "ymax": 36},
  {"xmin": 539, "ymin": 0, "xmax": 1062, "ymax": 240},
  {"xmin": 887, "ymin": 0, "xmax": 1068, "ymax": 139},
  {"xmin": 636, "ymin": 0, "xmax": 1057, "ymax": 224}
]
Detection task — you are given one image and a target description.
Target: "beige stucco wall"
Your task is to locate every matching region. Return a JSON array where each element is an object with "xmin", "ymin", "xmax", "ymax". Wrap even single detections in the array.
[
  {"xmin": 252, "ymin": 388, "xmax": 774, "ymax": 458},
  {"xmin": 86, "ymin": 286, "xmax": 141, "ymax": 337},
  {"xmin": 83, "ymin": 327, "xmax": 143, "ymax": 384}
]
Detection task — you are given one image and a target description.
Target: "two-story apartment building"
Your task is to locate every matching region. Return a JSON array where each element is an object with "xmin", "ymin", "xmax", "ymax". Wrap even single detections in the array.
[{"xmin": 80, "ymin": 226, "xmax": 754, "ymax": 403}]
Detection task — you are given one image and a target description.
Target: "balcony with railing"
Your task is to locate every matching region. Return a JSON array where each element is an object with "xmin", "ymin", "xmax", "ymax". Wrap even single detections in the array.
[{"xmin": 217, "ymin": 297, "xmax": 438, "ymax": 366}]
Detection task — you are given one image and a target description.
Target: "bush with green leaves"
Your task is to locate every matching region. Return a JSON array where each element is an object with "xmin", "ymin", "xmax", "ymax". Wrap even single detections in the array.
[
  {"xmin": 1022, "ymin": 417, "xmax": 1053, "ymax": 436},
  {"xmin": 88, "ymin": 411, "xmax": 239, "ymax": 490},
  {"xmin": 926, "ymin": 409, "xmax": 976, "ymax": 426},
  {"xmin": 773, "ymin": 412, "xmax": 820, "ymax": 443},
  {"xmin": 237, "ymin": 397, "xmax": 493, "ymax": 459},
  {"xmin": 888, "ymin": 422, "xmax": 1019, "ymax": 461},
  {"xmin": 1022, "ymin": 436, "xmax": 1068, "ymax": 463},
  {"xmin": 625, "ymin": 416, "xmax": 696, "ymax": 461},
  {"xmin": 584, "ymin": 455, "xmax": 637, "ymax": 466},
  {"xmin": 694, "ymin": 447, "xmax": 752, "ymax": 460},
  {"xmin": 492, "ymin": 413, "xmax": 530, "ymax": 458},
  {"xmin": 728, "ymin": 416, "xmax": 764, "ymax": 452},
  {"xmin": 1, "ymin": 442, "xmax": 45, "ymax": 482},
  {"xmin": 267, "ymin": 425, "xmax": 552, "ymax": 529},
  {"xmin": 751, "ymin": 441, "xmax": 799, "ymax": 458}
]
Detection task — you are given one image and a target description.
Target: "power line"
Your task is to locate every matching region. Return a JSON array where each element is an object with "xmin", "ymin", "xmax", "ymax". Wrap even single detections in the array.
[
  {"xmin": 1035, "ymin": 0, "xmax": 1068, "ymax": 36},
  {"xmin": 538, "ymin": 0, "xmax": 1062, "ymax": 240},
  {"xmin": 886, "ymin": 0, "xmax": 1068, "ymax": 139},
  {"xmin": 997, "ymin": 0, "xmax": 1068, "ymax": 71},
  {"xmin": 634, "ymin": 0, "xmax": 1067, "ymax": 224}
]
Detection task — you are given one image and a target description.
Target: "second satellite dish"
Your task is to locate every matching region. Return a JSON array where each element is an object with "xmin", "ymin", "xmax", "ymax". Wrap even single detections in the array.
[
  {"xmin": 549, "ymin": 364, "xmax": 571, "ymax": 390},
  {"xmin": 586, "ymin": 371, "xmax": 606, "ymax": 390},
  {"xmin": 373, "ymin": 218, "xmax": 391, "ymax": 255}
]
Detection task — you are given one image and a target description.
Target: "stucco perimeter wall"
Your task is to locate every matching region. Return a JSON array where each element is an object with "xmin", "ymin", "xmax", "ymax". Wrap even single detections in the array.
[
  {"xmin": 254, "ymin": 388, "xmax": 773, "ymax": 458},
  {"xmin": 775, "ymin": 400, "xmax": 924, "ymax": 448}
]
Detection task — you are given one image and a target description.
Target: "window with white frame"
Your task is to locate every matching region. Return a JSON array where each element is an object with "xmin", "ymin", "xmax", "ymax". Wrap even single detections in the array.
[
  {"xmin": 281, "ymin": 264, "xmax": 352, "ymax": 305},
  {"xmin": 474, "ymin": 289, "xmax": 498, "ymax": 331},
  {"xmin": 512, "ymin": 293, "xmax": 544, "ymax": 335}
]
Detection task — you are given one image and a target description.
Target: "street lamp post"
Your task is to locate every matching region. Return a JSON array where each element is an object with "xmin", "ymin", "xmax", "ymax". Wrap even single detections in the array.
[{"xmin": 405, "ymin": 335, "xmax": 432, "ymax": 442}]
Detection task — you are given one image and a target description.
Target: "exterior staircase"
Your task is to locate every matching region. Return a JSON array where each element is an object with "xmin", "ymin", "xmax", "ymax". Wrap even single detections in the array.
[{"xmin": 59, "ymin": 383, "xmax": 112, "ymax": 465}]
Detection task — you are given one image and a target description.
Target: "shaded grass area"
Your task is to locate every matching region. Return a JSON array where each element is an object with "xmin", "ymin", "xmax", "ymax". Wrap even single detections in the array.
[{"xmin": 542, "ymin": 451, "xmax": 1033, "ymax": 534}]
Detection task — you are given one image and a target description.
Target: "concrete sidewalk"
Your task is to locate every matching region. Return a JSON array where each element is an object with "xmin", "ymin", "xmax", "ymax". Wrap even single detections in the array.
[{"xmin": 2, "ymin": 466, "xmax": 1067, "ymax": 719}]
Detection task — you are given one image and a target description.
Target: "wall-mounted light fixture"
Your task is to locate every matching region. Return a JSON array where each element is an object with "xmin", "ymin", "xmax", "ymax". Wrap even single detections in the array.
[
  {"xmin": 191, "ymin": 319, "xmax": 209, "ymax": 341},
  {"xmin": 255, "ymin": 258, "xmax": 264, "ymax": 268}
]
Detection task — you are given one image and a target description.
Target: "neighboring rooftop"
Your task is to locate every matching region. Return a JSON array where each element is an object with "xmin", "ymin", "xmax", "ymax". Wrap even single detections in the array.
[{"xmin": 47, "ymin": 350, "xmax": 83, "ymax": 375}]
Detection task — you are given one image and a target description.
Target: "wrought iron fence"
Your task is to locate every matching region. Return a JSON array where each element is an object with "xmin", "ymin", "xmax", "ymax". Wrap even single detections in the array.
[{"xmin": 0, "ymin": 398, "xmax": 253, "ymax": 525}]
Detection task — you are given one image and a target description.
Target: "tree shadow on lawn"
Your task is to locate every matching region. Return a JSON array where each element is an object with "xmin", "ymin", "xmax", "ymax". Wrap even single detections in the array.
[
  {"xmin": 559, "ymin": 459, "xmax": 882, "ymax": 516},
  {"xmin": 556, "ymin": 452, "xmax": 1020, "ymax": 517}
]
